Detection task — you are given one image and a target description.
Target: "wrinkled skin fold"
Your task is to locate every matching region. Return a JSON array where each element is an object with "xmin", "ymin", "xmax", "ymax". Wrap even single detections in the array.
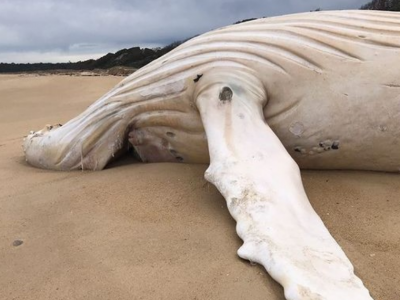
[{"xmin": 23, "ymin": 10, "xmax": 400, "ymax": 300}]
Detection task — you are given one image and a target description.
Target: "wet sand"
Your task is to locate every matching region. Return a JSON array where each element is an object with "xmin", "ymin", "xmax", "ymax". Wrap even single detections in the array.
[{"xmin": 0, "ymin": 74, "xmax": 399, "ymax": 299}]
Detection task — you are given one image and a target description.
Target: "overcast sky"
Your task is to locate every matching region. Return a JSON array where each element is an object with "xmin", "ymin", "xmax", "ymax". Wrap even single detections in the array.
[{"xmin": 0, "ymin": 0, "xmax": 369, "ymax": 63}]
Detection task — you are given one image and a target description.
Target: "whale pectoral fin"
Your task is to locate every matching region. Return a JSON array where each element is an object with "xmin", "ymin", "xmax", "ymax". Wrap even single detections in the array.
[{"xmin": 195, "ymin": 73, "xmax": 373, "ymax": 300}]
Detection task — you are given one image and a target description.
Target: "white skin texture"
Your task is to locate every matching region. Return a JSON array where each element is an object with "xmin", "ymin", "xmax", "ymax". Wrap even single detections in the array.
[
  {"xmin": 196, "ymin": 70, "xmax": 373, "ymax": 300},
  {"xmin": 23, "ymin": 10, "xmax": 400, "ymax": 300}
]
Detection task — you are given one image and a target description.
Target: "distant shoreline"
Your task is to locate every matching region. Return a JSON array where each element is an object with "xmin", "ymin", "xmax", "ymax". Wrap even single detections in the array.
[
  {"xmin": 0, "ymin": 44, "xmax": 181, "ymax": 75},
  {"xmin": 0, "ymin": 66, "xmax": 136, "ymax": 77}
]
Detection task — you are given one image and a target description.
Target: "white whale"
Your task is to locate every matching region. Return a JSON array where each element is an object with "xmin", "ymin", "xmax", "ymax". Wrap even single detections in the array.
[{"xmin": 23, "ymin": 10, "xmax": 400, "ymax": 300}]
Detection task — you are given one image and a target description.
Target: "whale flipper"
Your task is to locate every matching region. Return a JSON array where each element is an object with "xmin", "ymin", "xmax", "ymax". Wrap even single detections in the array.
[{"xmin": 195, "ymin": 71, "xmax": 373, "ymax": 300}]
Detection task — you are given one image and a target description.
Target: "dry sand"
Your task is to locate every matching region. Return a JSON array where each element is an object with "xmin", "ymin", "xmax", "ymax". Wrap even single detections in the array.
[{"xmin": 0, "ymin": 74, "xmax": 399, "ymax": 300}]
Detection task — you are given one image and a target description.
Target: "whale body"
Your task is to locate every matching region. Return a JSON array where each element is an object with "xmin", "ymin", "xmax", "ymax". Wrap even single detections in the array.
[
  {"xmin": 24, "ymin": 10, "xmax": 400, "ymax": 172},
  {"xmin": 23, "ymin": 10, "xmax": 400, "ymax": 300}
]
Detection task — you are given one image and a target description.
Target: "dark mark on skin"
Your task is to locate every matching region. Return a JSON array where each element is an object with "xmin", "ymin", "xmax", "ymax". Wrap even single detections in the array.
[
  {"xmin": 384, "ymin": 84, "xmax": 400, "ymax": 88},
  {"xmin": 332, "ymin": 141, "xmax": 340, "ymax": 150},
  {"xmin": 176, "ymin": 156, "xmax": 184, "ymax": 162},
  {"xmin": 193, "ymin": 74, "xmax": 203, "ymax": 83},
  {"xmin": 170, "ymin": 149, "xmax": 178, "ymax": 155},
  {"xmin": 319, "ymin": 140, "xmax": 335, "ymax": 151},
  {"xmin": 166, "ymin": 132, "xmax": 175, "ymax": 138},
  {"xmin": 219, "ymin": 86, "xmax": 233, "ymax": 101},
  {"xmin": 296, "ymin": 140, "xmax": 339, "ymax": 155},
  {"xmin": 13, "ymin": 240, "xmax": 23, "ymax": 247}
]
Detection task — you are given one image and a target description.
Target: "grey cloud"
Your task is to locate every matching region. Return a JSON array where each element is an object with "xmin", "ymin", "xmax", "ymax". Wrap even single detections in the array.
[{"xmin": 0, "ymin": 0, "xmax": 368, "ymax": 63}]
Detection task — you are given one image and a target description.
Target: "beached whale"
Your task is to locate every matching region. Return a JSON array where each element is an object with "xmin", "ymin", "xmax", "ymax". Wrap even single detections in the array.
[{"xmin": 23, "ymin": 10, "xmax": 400, "ymax": 300}]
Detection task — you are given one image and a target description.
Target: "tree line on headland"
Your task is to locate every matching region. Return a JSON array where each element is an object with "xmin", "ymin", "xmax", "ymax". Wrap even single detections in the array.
[
  {"xmin": 360, "ymin": 0, "xmax": 400, "ymax": 10},
  {"xmin": 0, "ymin": 0, "xmax": 398, "ymax": 74}
]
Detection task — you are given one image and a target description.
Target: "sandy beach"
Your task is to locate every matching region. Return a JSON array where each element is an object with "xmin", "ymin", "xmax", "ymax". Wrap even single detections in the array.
[{"xmin": 0, "ymin": 74, "xmax": 399, "ymax": 300}]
